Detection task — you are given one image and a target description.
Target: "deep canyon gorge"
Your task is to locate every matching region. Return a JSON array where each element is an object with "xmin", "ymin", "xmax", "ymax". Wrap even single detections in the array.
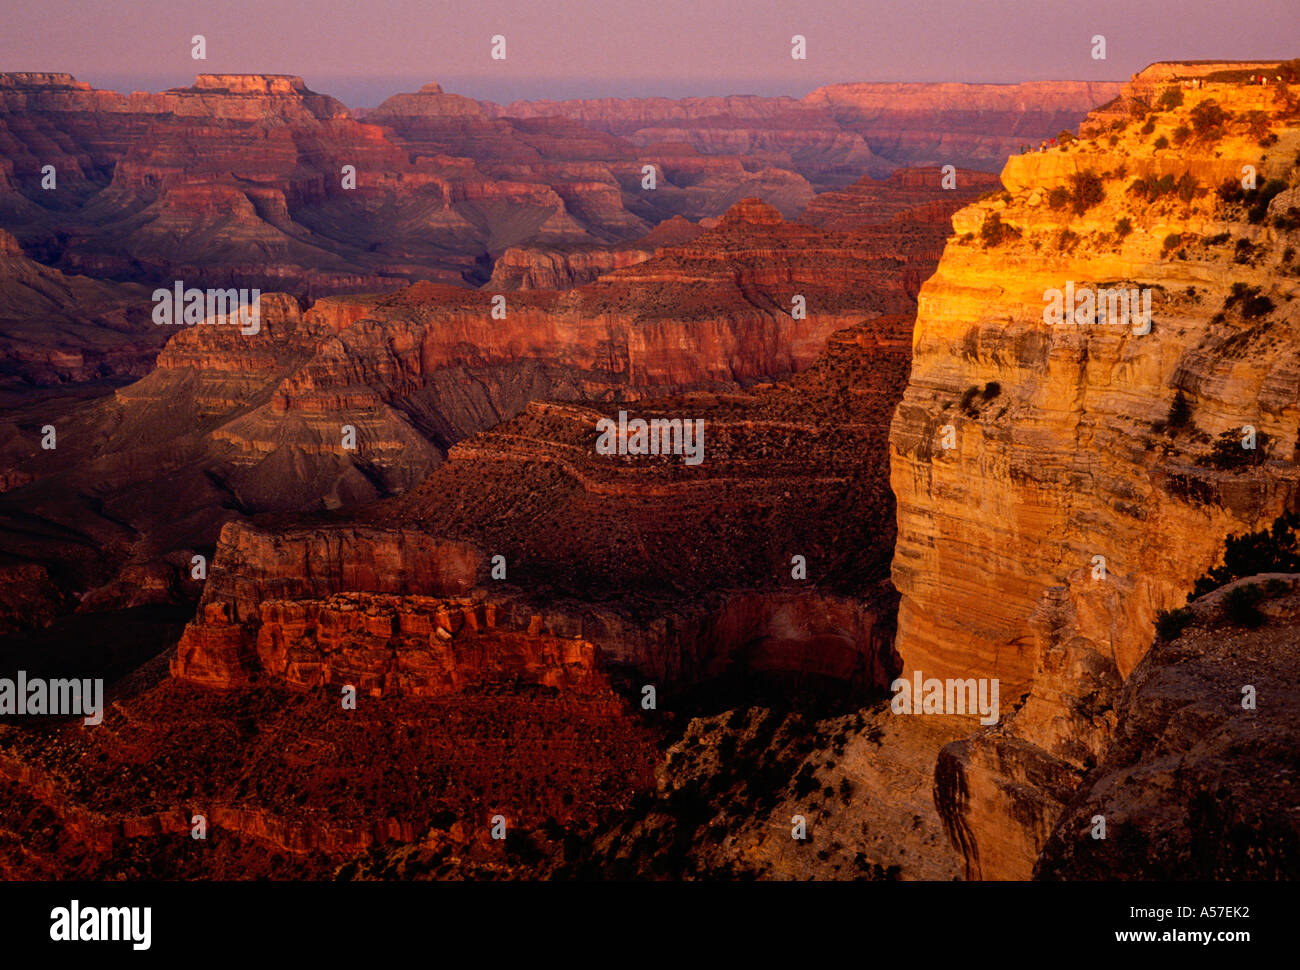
[{"xmin": 0, "ymin": 59, "xmax": 1298, "ymax": 881}]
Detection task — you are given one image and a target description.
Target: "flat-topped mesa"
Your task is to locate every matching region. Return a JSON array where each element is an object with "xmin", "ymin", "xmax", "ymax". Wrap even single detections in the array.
[
  {"xmin": 1126, "ymin": 59, "xmax": 1295, "ymax": 98},
  {"xmin": 159, "ymin": 74, "xmax": 349, "ymax": 120},
  {"xmin": 0, "ymin": 72, "xmax": 89, "ymax": 90},
  {"xmin": 191, "ymin": 73, "xmax": 310, "ymax": 95},
  {"xmin": 890, "ymin": 66, "xmax": 1300, "ymax": 879}
]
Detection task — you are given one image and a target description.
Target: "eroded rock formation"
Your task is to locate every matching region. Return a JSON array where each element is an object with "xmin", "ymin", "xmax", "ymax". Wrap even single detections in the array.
[{"xmin": 889, "ymin": 62, "xmax": 1300, "ymax": 878}]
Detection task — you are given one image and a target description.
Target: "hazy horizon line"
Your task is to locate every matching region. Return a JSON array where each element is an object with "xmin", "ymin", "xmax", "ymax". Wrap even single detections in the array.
[{"xmin": 21, "ymin": 70, "xmax": 1135, "ymax": 111}]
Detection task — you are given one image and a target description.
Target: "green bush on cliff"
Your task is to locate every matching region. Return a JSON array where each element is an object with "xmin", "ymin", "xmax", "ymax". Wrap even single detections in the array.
[
  {"xmin": 1114, "ymin": 217, "xmax": 1133, "ymax": 238},
  {"xmin": 1191, "ymin": 510, "xmax": 1300, "ymax": 598},
  {"xmin": 1154, "ymin": 606, "xmax": 1195, "ymax": 641},
  {"xmin": 1069, "ymin": 170, "xmax": 1106, "ymax": 214},
  {"xmin": 1190, "ymin": 100, "xmax": 1229, "ymax": 139},
  {"xmin": 1166, "ymin": 390, "xmax": 1192, "ymax": 432},
  {"xmin": 979, "ymin": 211, "xmax": 1020, "ymax": 246},
  {"xmin": 1219, "ymin": 177, "xmax": 1289, "ymax": 223},
  {"xmin": 1224, "ymin": 283, "xmax": 1274, "ymax": 319},
  {"xmin": 1154, "ymin": 135, "xmax": 1170, "ymax": 149},
  {"xmin": 1223, "ymin": 583, "xmax": 1267, "ymax": 627},
  {"xmin": 1157, "ymin": 87, "xmax": 1184, "ymax": 110},
  {"xmin": 1196, "ymin": 428, "xmax": 1271, "ymax": 471}
]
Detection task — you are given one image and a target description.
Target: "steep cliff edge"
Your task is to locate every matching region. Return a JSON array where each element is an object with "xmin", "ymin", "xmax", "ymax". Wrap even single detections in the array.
[
  {"xmin": 889, "ymin": 62, "xmax": 1300, "ymax": 878},
  {"xmin": 1035, "ymin": 573, "xmax": 1300, "ymax": 879}
]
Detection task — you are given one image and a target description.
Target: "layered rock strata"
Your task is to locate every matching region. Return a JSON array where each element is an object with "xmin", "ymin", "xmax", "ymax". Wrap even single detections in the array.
[{"xmin": 889, "ymin": 62, "xmax": 1300, "ymax": 877}]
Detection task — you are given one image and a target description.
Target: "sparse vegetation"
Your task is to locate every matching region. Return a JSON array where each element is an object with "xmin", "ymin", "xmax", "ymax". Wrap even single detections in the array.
[
  {"xmin": 1219, "ymin": 177, "xmax": 1289, "ymax": 224},
  {"xmin": 1166, "ymin": 390, "xmax": 1192, "ymax": 432},
  {"xmin": 1068, "ymin": 170, "xmax": 1105, "ymax": 214},
  {"xmin": 1196, "ymin": 428, "xmax": 1270, "ymax": 470},
  {"xmin": 1154, "ymin": 134, "xmax": 1169, "ymax": 150},
  {"xmin": 1154, "ymin": 606, "xmax": 1195, "ymax": 641},
  {"xmin": 1162, "ymin": 233, "xmax": 1182, "ymax": 253},
  {"xmin": 1114, "ymin": 216, "xmax": 1133, "ymax": 238},
  {"xmin": 1192, "ymin": 510, "xmax": 1300, "ymax": 597},
  {"xmin": 1130, "ymin": 172, "xmax": 1197, "ymax": 203},
  {"xmin": 1223, "ymin": 583, "xmax": 1266, "ymax": 627},
  {"xmin": 979, "ymin": 211, "xmax": 1020, "ymax": 247},
  {"xmin": 1224, "ymin": 282, "xmax": 1273, "ymax": 319},
  {"xmin": 1157, "ymin": 87, "xmax": 1184, "ymax": 110},
  {"xmin": 1189, "ymin": 100, "xmax": 1228, "ymax": 140}
]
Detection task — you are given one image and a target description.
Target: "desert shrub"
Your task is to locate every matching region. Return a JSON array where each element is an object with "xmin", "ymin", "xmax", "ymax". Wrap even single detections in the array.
[
  {"xmin": 1157, "ymin": 87, "xmax": 1184, "ymax": 110},
  {"xmin": 792, "ymin": 763, "xmax": 818, "ymax": 798},
  {"xmin": 1057, "ymin": 228, "xmax": 1080, "ymax": 252},
  {"xmin": 1154, "ymin": 135, "xmax": 1169, "ymax": 150},
  {"xmin": 1069, "ymin": 170, "xmax": 1106, "ymax": 214},
  {"xmin": 1114, "ymin": 216, "xmax": 1133, "ymax": 238},
  {"xmin": 1241, "ymin": 294, "xmax": 1273, "ymax": 318},
  {"xmin": 1233, "ymin": 239, "xmax": 1257, "ymax": 264},
  {"xmin": 1048, "ymin": 185, "xmax": 1072, "ymax": 210},
  {"xmin": 983, "ymin": 380, "xmax": 1001, "ymax": 400},
  {"xmin": 1162, "ymin": 233, "xmax": 1182, "ymax": 253},
  {"xmin": 1154, "ymin": 606, "xmax": 1195, "ymax": 641},
  {"xmin": 1222, "ymin": 179, "xmax": 1292, "ymax": 222},
  {"xmin": 979, "ymin": 211, "xmax": 1020, "ymax": 246},
  {"xmin": 1166, "ymin": 390, "xmax": 1192, "ymax": 431},
  {"xmin": 1176, "ymin": 173, "xmax": 1199, "ymax": 202},
  {"xmin": 1130, "ymin": 173, "xmax": 1179, "ymax": 201},
  {"xmin": 1244, "ymin": 110, "xmax": 1272, "ymax": 140},
  {"xmin": 1274, "ymin": 207, "xmax": 1300, "ymax": 231},
  {"xmin": 1193, "ymin": 510, "xmax": 1300, "ymax": 597},
  {"xmin": 1140, "ymin": 117, "xmax": 1156, "ymax": 135},
  {"xmin": 1196, "ymin": 428, "xmax": 1270, "ymax": 470},
  {"xmin": 1190, "ymin": 100, "xmax": 1228, "ymax": 139},
  {"xmin": 1223, "ymin": 583, "xmax": 1266, "ymax": 627},
  {"xmin": 1204, "ymin": 232, "xmax": 1231, "ymax": 245},
  {"xmin": 1172, "ymin": 124, "xmax": 1191, "ymax": 146},
  {"xmin": 1224, "ymin": 283, "xmax": 1274, "ymax": 318}
]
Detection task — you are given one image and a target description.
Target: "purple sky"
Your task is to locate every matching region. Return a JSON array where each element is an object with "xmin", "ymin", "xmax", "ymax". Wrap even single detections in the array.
[{"xmin": 4, "ymin": 0, "xmax": 1298, "ymax": 106}]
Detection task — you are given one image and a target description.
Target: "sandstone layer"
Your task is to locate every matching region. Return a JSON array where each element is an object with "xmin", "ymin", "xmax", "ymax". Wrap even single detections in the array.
[{"xmin": 889, "ymin": 62, "xmax": 1300, "ymax": 878}]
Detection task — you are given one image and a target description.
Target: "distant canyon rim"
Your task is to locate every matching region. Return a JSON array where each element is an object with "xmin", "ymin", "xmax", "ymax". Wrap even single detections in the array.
[{"xmin": 0, "ymin": 59, "xmax": 1298, "ymax": 880}]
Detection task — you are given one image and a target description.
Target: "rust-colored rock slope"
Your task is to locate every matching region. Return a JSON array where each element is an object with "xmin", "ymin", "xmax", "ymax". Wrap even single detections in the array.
[{"xmin": 0, "ymin": 179, "xmax": 979, "ymax": 634}]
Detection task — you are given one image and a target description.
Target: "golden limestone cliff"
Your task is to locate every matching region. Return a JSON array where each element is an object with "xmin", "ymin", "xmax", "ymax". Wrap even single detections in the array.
[{"xmin": 888, "ymin": 62, "xmax": 1300, "ymax": 878}]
